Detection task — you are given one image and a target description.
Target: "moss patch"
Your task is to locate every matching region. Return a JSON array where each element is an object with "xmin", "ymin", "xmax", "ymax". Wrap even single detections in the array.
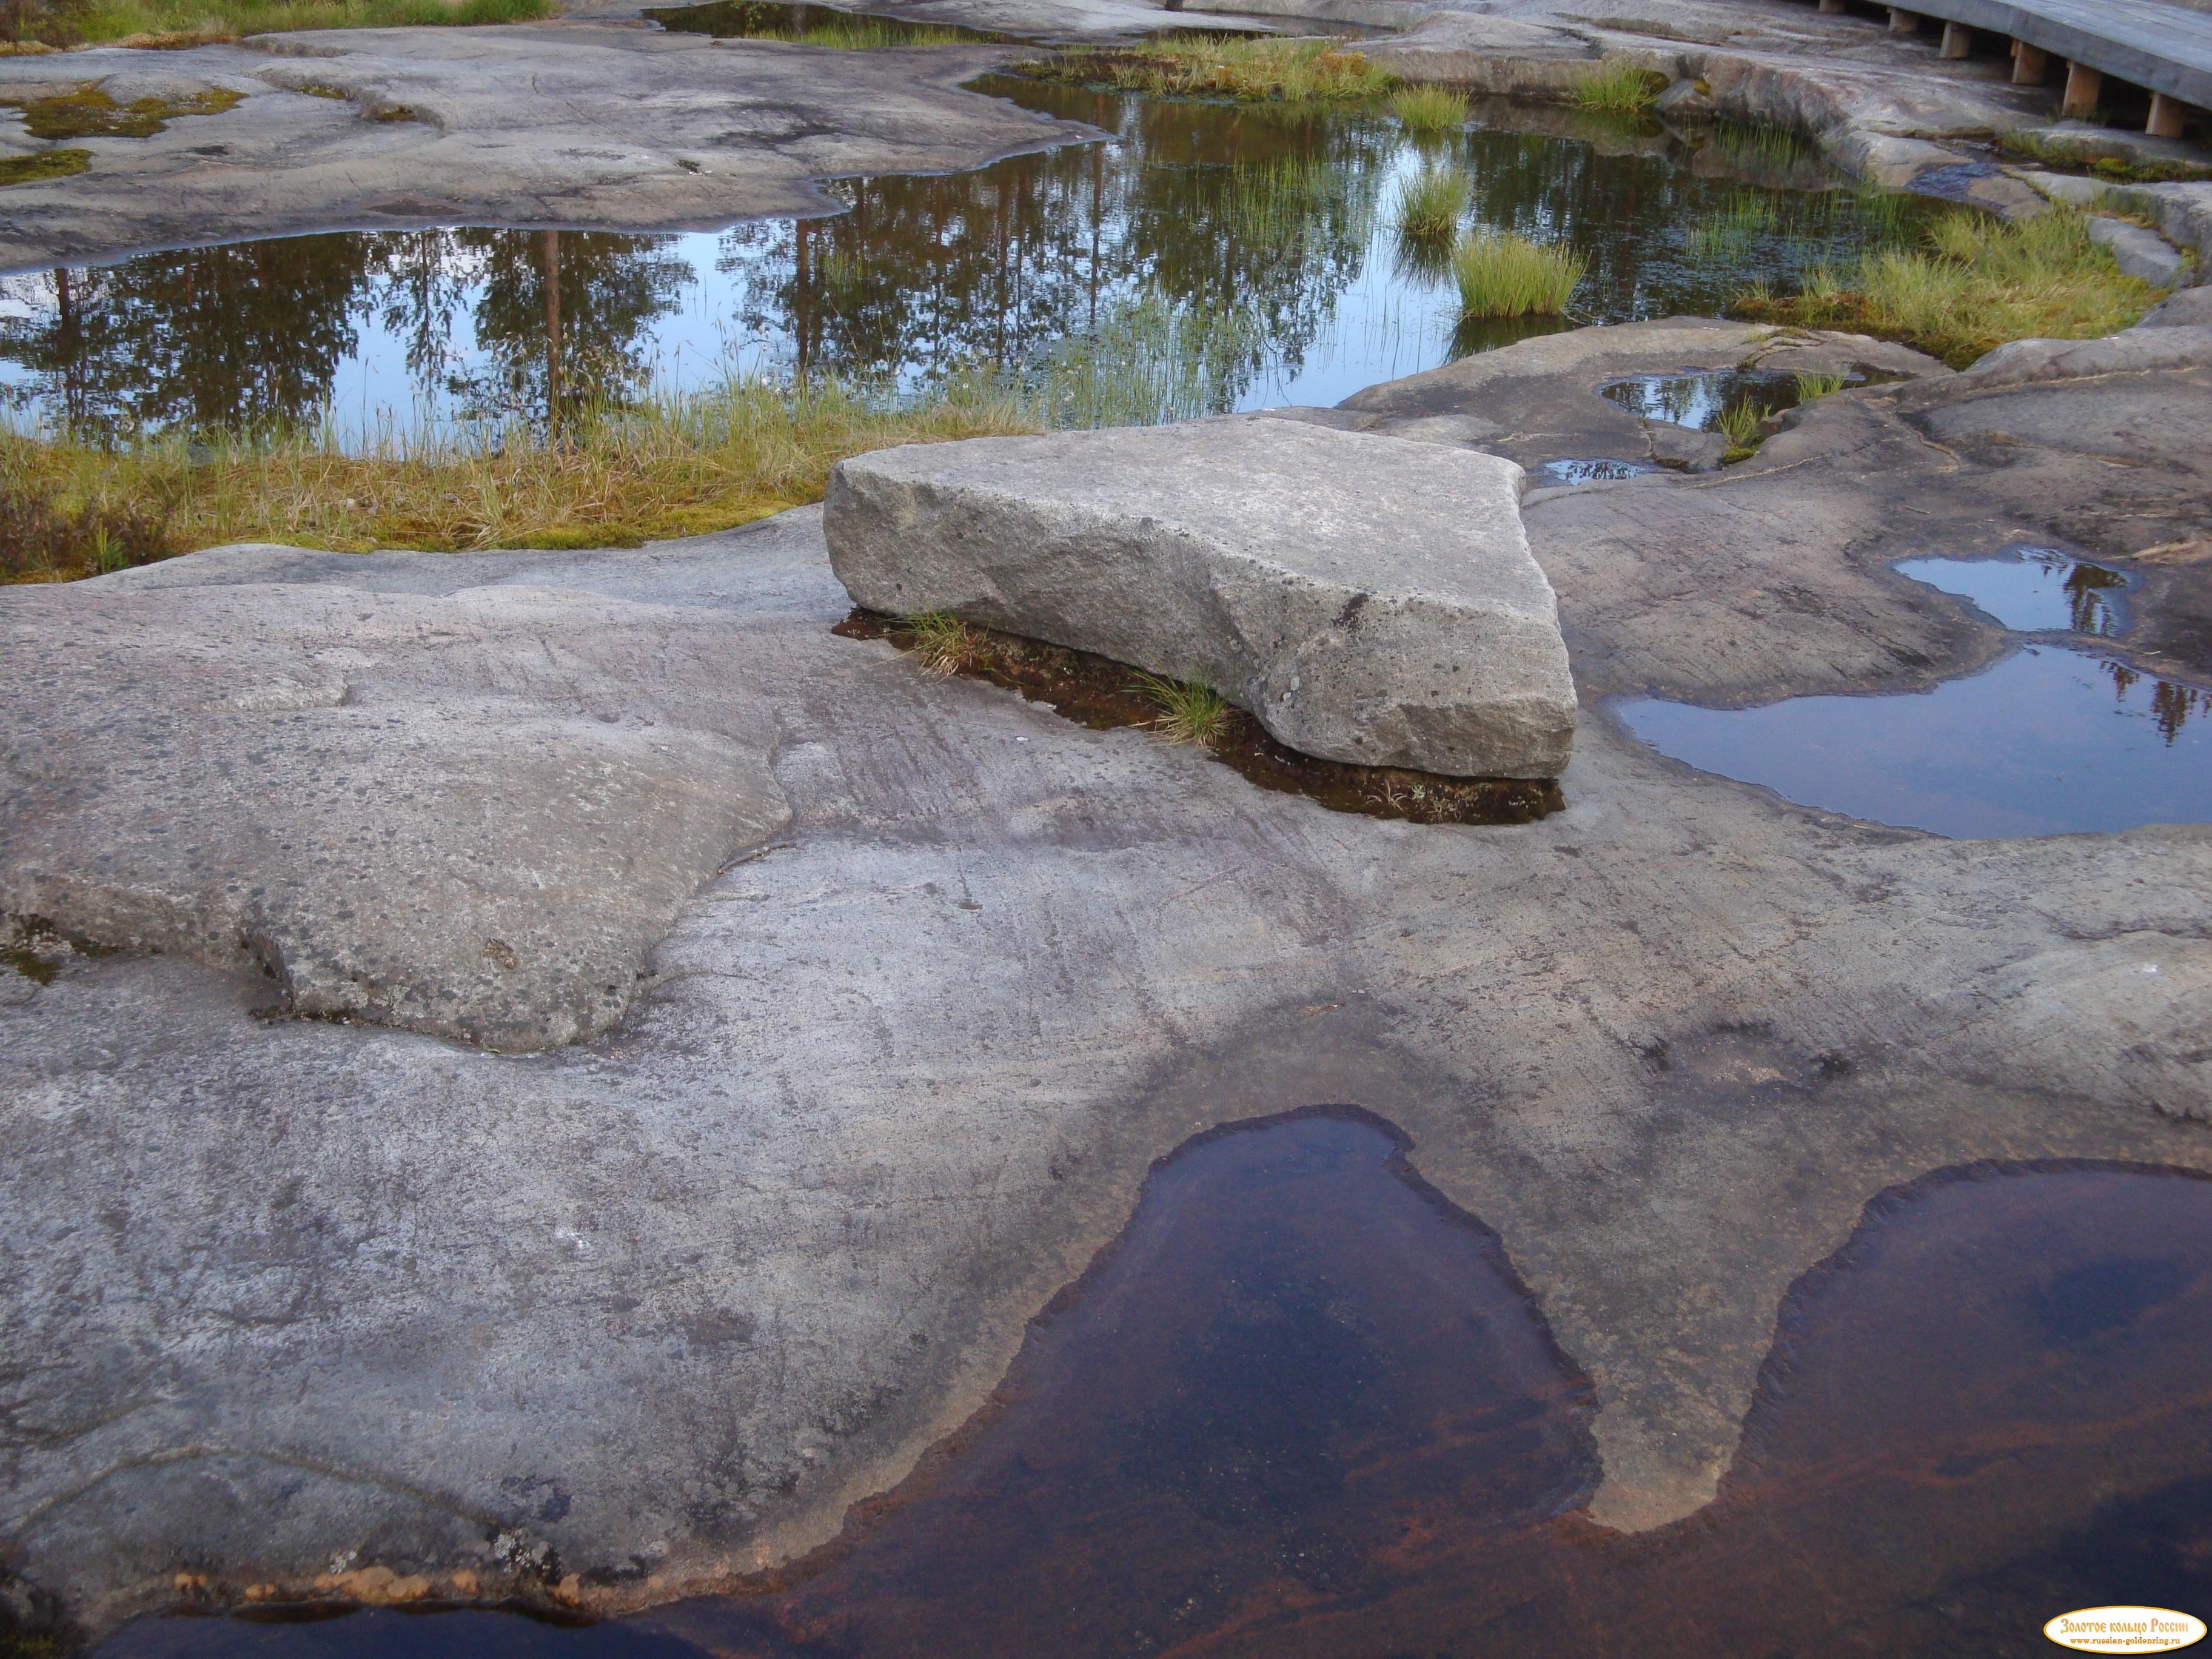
[
  {"xmin": 0, "ymin": 145, "xmax": 88, "ymax": 184},
  {"xmin": 2, "ymin": 84, "xmax": 243, "ymax": 139},
  {"xmin": 837, "ymin": 609, "xmax": 1564, "ymax": 826}
]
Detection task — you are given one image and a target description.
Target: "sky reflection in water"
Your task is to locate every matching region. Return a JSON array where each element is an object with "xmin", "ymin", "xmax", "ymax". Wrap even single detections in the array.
[{"xmin": 0, "ymin": 84, "xmax": 1916, "ymax": 446}]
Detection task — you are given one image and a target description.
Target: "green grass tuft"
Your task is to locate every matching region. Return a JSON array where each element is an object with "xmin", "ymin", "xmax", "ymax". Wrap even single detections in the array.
[
  {"xmin": 1389, "ymin": 84, "xmax": 1466, "ymax": 133},
  {"xmin": 0, "ymin": 146, "xmax": 87, "ymax": 185},
  {"xmin": 899, "ymin": 611, "xmax": 987, "ymax": 676},
  {"xmin": 49, "ymin": 0, "xmax": 553, "ymax": 46},
  {"xmin": 1735, "ymin": 206, "xmax": 2163, "ymax": 367},
  {"xmin": 1392, "ymin": 164, "xmax": 1467, "ymax": 240},
  {"xmin": 1717, "ymin": 398, "xmax": 1769, "ymax": 460},
  {"xmin": 1792, "ymin": 370, "xmax": 1848, "ymax": 401},
  {"xmin": 1015, "ymin": 36, "xmax": 1393, "ymax": 103},
  {"xmin": 1128, "ymin": 671, "xmax": 1231, "ymax": 744},
  {"xmin": 1571, "ymin": 58, "xmax": 1664, "ymax": 115},
  {"xmin": 1451, "ymin": 230, "xmax": 1585, "ymax": 318}
]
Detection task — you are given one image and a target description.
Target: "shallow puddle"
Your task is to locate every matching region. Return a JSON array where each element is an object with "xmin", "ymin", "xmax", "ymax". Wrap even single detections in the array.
[
  {"xmin": 1537, "ymin": 456, "xmax": 1659, "ymax": 485},
  {"xmin": 0, "ymin": 85, "xmax": 1932, "ymax": 445},
  {"xmin": 1597, "ymin": 363, "xmax": 1899, "ymax": 432},
  {"xmin": 1896, "ymin": 544, "xmax": 2130, "ymax": 637},
  {"xmin": 97, "ymin": 1121, "xmax": 2212, "ymax": 1658},
  {"xmin": 1615, "ymin": 644, "xmax": 2212, "ymax": 838}
]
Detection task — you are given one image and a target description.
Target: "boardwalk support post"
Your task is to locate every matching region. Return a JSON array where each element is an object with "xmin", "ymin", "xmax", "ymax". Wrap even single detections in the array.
[
  {"xmin": 1940, "ymin": 19, "xmax": 1972, "ymax": 57},
  {"xmin": 2062, "ymin": 59, "xmax": 2102, "ymax": 118},
  {"xmin": 2148, "ymin": 92, "xmax": 2189, "ymax": 137},
  {"xmin": 1887, "ymin": 7, "xmax": 1917, "ymax": 33},
  {"xmin": 2012, "ymin": 40, "xmax": 2048, "ymax": 84}
]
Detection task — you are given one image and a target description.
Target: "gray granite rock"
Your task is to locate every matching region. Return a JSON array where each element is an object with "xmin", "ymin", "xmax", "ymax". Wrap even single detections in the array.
[
  {"xmin": 2142, "ymin": 284, "xmax": 2212, "ymax": 326},
  {"xmin": 2088, "ymin": 213, "xmax": 2193, "ymax": 287},
  {"xmin": 0, "ymin": 571, "xmax": 789, "ymax": 1050},
  {"xmin": 823, "ymin": 417, "xmax": 1577, "ymax": 779}
]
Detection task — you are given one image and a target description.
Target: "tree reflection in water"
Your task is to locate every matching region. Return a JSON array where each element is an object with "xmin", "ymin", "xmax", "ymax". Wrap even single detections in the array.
[{"xmin": 0, "ymin": 83, "xmax": 1931, "ymax": 446}]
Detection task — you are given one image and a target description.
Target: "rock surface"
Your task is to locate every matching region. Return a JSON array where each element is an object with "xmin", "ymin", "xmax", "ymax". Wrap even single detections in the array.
[
  {"xmin": 0, "ymin": 22, "xmax": 1096, "ymax": 267},
  {"xmin": 1331, "ymin": 317, "xmax": 1949, "ymax": 478},
  {"xmin": 2088, "ymin": 212, "xmax": 2193, "ymax": 286},
  {"xmin": 0, "ymin": 571, "xmax": 789, "ymax": 1050},
  {"xmin": 6, "ymin": 315, "xmax": 2212, "ymax": 1643},
  {"xmin": 824, "ymin": 418, "xmax": 1577, "ymax": 779}
]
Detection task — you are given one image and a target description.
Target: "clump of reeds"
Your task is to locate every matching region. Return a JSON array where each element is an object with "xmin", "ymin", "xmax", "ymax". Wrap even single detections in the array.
[
  {"xmin": 1451, "ymin": 230, "xmax": 1585, "ymax": 318},
  {"xmin": 1571, "ymin": 58, "xmax": 1663, "ymax": 115},
  {"xmin": 899, "ymin": 611, "xmax": 987, "ymax": 675},
  {"xmin": 1016, "ymin": 36, "xmax": 1393, "ymax": 102},
  {"xmin": 0, "ymin": 473, "xmax": 175, "ymax": 580},
  {"xmin": 1389, "ymin": 84, "xmax": 1467, "ymax": 134},
  {"xmin": 0, "ymin": 375, "xmax": 1039, "ymax": 578},
  {"xmin": 1129, "ymin": 672, "xmax": 1231, "ymax": 744},
  {"xmin": 1735, "ymin": 206, "xmax": 2164, "ymax": 367},
  {"xmin": 1392, "ymin": 164, "xmax": 1468, "ymax": 240},
  {"xmin": 1792, "ymin": 370, "xmax": 1848, "ymax": 401},
  {"xmin": 1716, "ymin": 399, "xmax": 1769, "ymax": 461}
]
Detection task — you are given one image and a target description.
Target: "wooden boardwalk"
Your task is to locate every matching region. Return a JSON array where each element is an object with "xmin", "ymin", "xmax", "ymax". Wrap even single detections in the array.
[{"xmin": 1879, "ymin": 0, "xmax": 2212, "ymax": 117}]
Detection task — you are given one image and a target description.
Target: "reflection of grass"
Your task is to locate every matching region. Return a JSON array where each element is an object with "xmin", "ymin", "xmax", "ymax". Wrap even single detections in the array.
[
  {"xmin": 1389, "ymin": 84, "xmax": 1466, "ymax": 133},
  {"xmin": 1684, "ymin": 194, "xmax": 1779, "ymax": 264},
  {"xmin": 1, "ymin": 375, "xmax": 1038, "ymax": 572},
  {"xmin": 1129, "ymin": 671, "xmax": 1230, "ymax": 744},
  {"xmin": 1572, "ymin": 58, "xmax": 1663, "ymax": 114},
  {"xmin": 1737, "ymin": 207, "xmax": 2163, "ymax": 366},
  {"xmin": 0, "ymin": 146, "xmax": 88, "ymax": 185},
  {"xmin": 1037, "ymin": 292, "xmax": 1261, "ymax": 427},
  {"xmin": 1702, "ymin": 120, "xmax": 1823, "ymax": 176},
  {"xmin": 1452, "ymin": 231, "xmax": 1584, "ymax": 318},
  {"xmin": 1016, "ymin": 36, "xmax": 1392, "ymax": 102},
  {"xmin": 1392, "ymin": 164, "xmax": 1467, "ymax": 240}
]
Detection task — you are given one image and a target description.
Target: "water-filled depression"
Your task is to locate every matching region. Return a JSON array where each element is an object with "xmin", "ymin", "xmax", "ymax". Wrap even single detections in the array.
[
  {"xmin": 100, "ymin": 1114, "xmax": 2212, "ymax": 1657},
  {"xmin": 0, "ymin": 82, "xmax": 1931, "ymax": 445},
  {"xmin": 1617, "ymin": 546, "xmax": 2211, "ymax": 839}
]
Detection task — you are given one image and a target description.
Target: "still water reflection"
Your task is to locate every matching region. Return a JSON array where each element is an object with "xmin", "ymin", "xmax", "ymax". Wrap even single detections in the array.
[
  {"xmin": 101, "ymin": 1116, "xmax": 2212, "ymax": 1658},
  {"xmin": 1897, "ymin": 545, "xmax": 2130, "ymax": 637},
  {"xmin": 1617, "ymin": 645, "xmax": 2212, "ymax": 839},
  {"xmin": 0, "ymin": 84, "xmax": 1926, "ymax": 446}
]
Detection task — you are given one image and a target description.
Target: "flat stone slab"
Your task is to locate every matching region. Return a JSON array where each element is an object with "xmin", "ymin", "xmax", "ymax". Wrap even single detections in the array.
[
  {"xmin": 824, "ymin": 417, "xmax": 1577, "ymax": 779},
  {"xmin": 0, "ymin": 23, "xmax": 1095, "ymax": 269},
  {"xmin": 0, "ymin": 570, "xmax": 789, "ymax": 1050}
]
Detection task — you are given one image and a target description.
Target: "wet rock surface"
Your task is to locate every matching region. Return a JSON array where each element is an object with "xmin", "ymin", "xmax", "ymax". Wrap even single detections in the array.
[
  {"xmin": 0, "ymin": 23, "xmax": 1094, "ymax": 267},
  {"xmin": 5, "ymin": 312, "xmax": 2212, "ymax": 1641},
  {"xmin": 824, "ymin": 418, "xmax": 1576, "ymax": 778}
]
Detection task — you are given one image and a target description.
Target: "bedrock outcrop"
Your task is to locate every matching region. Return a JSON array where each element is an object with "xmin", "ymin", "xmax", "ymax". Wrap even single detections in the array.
[
  {"xmin": 4, "ymin": 316, "xmax": 2211, "ymax": 1642},
  {"xmin": 0, "ymin": 573, "xmax": 789, "ymax": 1050},
  {"xmin": 0, "ymin": 22, "xmax": 1094, "ymax": 267},
  {"xmin": 825, "ymin": 418, "xmax": 1575, "ymax": 778}
]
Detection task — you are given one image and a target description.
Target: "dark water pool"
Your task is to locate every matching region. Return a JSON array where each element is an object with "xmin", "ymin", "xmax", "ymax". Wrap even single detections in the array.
[
  {"xmin": 100, "ymin": 1113, "xmax": 2212, "ymax": 1659},
  {"xmin": 0, "ymin": 85, "xmax": 1929, "ymax": 446},
  {"xmin": 1617, "ymin": 545, "xmax": 2210, "ymax": 839}
]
